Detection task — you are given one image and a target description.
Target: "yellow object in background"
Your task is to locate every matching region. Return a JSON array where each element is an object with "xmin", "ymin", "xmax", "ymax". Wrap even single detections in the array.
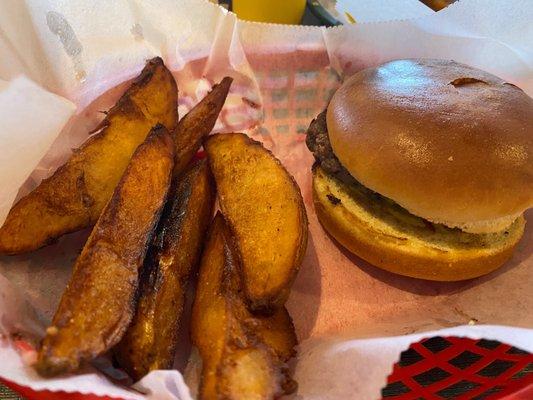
[{"xmin": 233, "ymin": 0, "xmax": 307, "ymax": 24}]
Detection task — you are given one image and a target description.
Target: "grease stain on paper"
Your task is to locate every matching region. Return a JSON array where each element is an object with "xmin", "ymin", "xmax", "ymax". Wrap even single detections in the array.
[
  {"xmin": 46, "ymin": 11, "xmax": 86, "ymax": 82},
  {"xmin": 130, "ymin": 23, "xmax": 144, "ymax": 41}
]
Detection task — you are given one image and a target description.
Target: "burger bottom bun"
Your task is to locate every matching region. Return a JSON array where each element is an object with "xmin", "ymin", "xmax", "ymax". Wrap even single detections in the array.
[{"xmin": 313, "ymin": 166, "xmax": 525, "ymax": 281}]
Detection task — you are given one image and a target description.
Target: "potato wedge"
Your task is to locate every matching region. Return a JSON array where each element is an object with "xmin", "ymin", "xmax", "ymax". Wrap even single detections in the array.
[
  {"xmin": 218, "ymin": 347, "xmax": 283, "ymax": 400},
  {"xmin": 173, "ymin": 77, "xmax": 232, "ymax": 176},
  {"xmin": 191, "ymin": 213, "xmax": 297, "ymax": 400},
  {"xmin": 254, "ymin": 307, "xmax": 297, "ymax": 363},
  {"xmin": 115, "ymin": 159, "xmax": 215, "ymax": 380},
  {"xmin": 113, "ymin": 78, "xmax": 231, "ymax": 380},
  {"xmin": 0, "ymin": 57, "xmax": 178, "ymax": 255},
  {"xmin": 205, "ymin": 133, "xmax": 308, "ymax": 312},
  {"xmin": 35, "ymin": 125, "xmax": 175, "ymax": 377}
]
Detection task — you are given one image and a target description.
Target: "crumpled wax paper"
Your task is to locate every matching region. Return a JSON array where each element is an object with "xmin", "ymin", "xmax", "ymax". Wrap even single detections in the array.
[
  {"xmin": 0, "ymin": 77, "xmax": 75, "ymax": 224},
  {"xmin": 0, "ymin": 0, "xmax": 531, "ymax": 399}
]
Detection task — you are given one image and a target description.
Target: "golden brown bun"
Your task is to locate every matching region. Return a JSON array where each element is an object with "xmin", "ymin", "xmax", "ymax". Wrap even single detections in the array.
[
  {"xmin": 327, "ymin": 59, "xmax": 533, "ymax": 230},
  {"xmin": 313, "ymin": 166, "xmax": 525, "ymax": 281}
]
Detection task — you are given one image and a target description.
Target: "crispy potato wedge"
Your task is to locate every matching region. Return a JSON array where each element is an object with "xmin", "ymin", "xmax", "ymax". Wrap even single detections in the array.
[
  {"xmin": 191, "ymin": 213, "xmax": 297, "ymax": 400},
  {"xmin": 205, "ymin": 133, "xmax": 308, "ymax": 312},
  {"xmin": 113, "ymin": 78, "xmax": 231, "ymax": 380},
  {"xmin": 173, "ymin": 77, "xmax": 232, "ymax": 176},
  {"xmin": 254, "ymin": 307, "xmax": 297, "ymax": 363},
  {"xmin": 0, "ymin": 57, "xmax": 178, "ymax": 255},
  {"xmin": 218, "ymin": 347, "xmax": 282, "ymax": 400},
  {"xmin": 35, "ymin": 125, "xmax": 175, "ymax": 377},
  {"xmin": 115, "ymin": 159, "xmax": 215, "ymax": 380}
]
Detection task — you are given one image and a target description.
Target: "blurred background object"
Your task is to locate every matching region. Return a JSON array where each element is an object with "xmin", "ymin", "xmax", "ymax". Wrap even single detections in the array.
[
  {"xmin": 211, "ymin": 0, "xmax": 457, "ymax": 26},
  {"xmin": 307, "ymin": 0, "xmax": 435, "ymax": 25},
  {"xmin": 209, "ymin": 0, "xmax": 229, "ymax": 9},
  {"xmin": 419, "ymin": 0, "xmax": 457, "ymax": 11},
  {"xmin": 233, "ymin": 0, "xmax": 307, "ymax": 24}
]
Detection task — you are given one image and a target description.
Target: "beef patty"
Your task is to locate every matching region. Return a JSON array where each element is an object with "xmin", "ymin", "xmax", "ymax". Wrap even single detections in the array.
[
  {"xmin": 304, "ymin": 109, "xmax": 498, "ymax": 238},
  {"xmin": 306, "ymin": 109, "xmax": 359, "ymax": 187}
]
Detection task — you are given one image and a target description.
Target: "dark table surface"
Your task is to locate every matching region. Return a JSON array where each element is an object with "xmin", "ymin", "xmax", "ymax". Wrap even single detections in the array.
[{"xmin": 0, "ymin": 385, "xmax": 23, "ymax": 400}]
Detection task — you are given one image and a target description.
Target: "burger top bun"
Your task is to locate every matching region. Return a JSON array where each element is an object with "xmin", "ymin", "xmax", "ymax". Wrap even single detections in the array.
[{"xmin": 327, "ymin": 59, "xmax": 533, "ymax": 233}]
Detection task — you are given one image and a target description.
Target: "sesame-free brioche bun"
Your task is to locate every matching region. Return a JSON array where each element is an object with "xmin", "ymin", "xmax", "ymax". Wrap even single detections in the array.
[
  {"xmin": 327, "ymin": 59, "xmax": 533, "ymax": 233},
  {"xmin": 313, "ymin": 166, "xmax": 525, "ymax": 281}
]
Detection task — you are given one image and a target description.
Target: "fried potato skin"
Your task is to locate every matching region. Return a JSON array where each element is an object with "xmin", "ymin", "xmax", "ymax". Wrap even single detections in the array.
[
  {"xmin": 35, "ymin": 126, "xmax": 175, "ymax": 377},
  {"xmin": 173, "ymin": 77, "xmax": 232, "ymax": 176},
  {"xmin": 113, "ymin": 78, "xmax": 231, "ymax": 380},
  {"xmin": 205, "ymin": 133, "xmax": 308, "ymax": 312},
  {"xmin": 254, "ymin": 307, "xmax": 297, "ymax": 363},
  {"xmin": 115, "ymin": 159, "xmax": 216, "ymax": 380},
  {"xmin": 191, "ymin": 213, "xmax": 297, "ymax": 400},
  {"xmin": 0, "ymin": 57, "xmax": 178, "ymax": 255},
  {"xmin": 191, "ymin": 214, "xmax": 232, "ymax": 399}
]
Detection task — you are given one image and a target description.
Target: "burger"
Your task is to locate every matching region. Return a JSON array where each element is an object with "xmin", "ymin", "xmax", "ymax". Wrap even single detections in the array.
[{"xmin": 306, "ymin": 59, "xmax": 532, "ymax": 281}]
